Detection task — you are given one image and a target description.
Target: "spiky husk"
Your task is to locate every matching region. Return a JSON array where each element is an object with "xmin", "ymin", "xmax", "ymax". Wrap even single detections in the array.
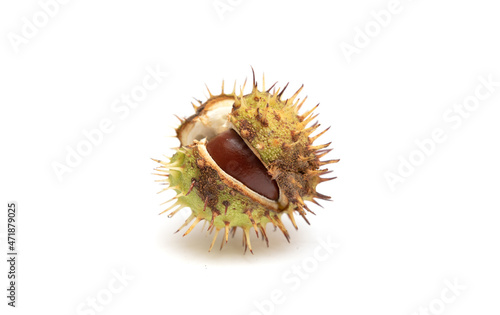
[{"xmin": 154, "ymin": 76, "xmax": 337, "ymax": 253}]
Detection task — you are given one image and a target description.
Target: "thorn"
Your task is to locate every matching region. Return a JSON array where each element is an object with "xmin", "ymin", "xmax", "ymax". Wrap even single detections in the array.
[
  {"xmin": 166, "ymin": 166, "xmax": 184, "ymax": 172},
  {"xmin": 302, "ymin": 115, "xmax": 319, "ymax": 128},
  {"xmin": 319, "ymin": 176, "xmax": 337, "ymax": 183},
  {"xmin": 159, "ymin": 194, "xmax": 179, "ymax": 206},
  {"xmin": 246, "ymin": 210, "xmax": 259, "ymax": 238},
  {"xmin": 258, "ymin": 223, "xmax": 269, "ymax": 247},
  {"xmin": 168, "ymin": 145, "xmax": 181, "ymax": 151},
  {"xmin": 202, "ymin": 197, "xmax": 208, "ymax": 212},
  {"xmin": 266, "ymin": 82, "xmax": 277, "ymax": 93},
  {"xmin": 183, "ymin": 216, "xmax": 202, "ymax": 236},
  {"xmin": 155, "ymin": 158, "xmax": 175, "ymax": 167},
  {"xmin": 208, "ymin": 221, "xmax": 215, "ymax": 233},
  {"xmin": 244, "ymin": 229, "xmax": 253, "ymax": 254},
  {"xmin": 224, "ymin": 222, "xmax": 230, "ymax": 244},
  {"xmin": 311, "ymin": 198, "xmax": 324, "ymax": 208},
  {"xmin": 251, "ymin": 66, "xmax": 257, "ymax": 90},
  {"xmin": 167, "ymin": 205, "xmax": 183, "ymax": 218},
  {"xmin": 303, "ymin": 203, "xmax": 316, "ymax": 215},
  {"xmin": 208, "ymin": 228, "xmax": 220, "ymax": 252},
  {"xmin": 156, "ymin": 187, "xmax": 171, "ymax": 194},
  {"xmin": 220, "ymin": 224, "xmax": 229, "ymax": 251},
  {"xmin": 297, "ymin": 154, "xmax": 314, "ymax": 162},
  {"xmin": 175, "ymin": 214, "xmax": 195, "ymax": 234},
  {"xmin": 287, "ymin": 211, "xmax": 298, "ymax": 230},
  {"xmin": 273, "ymin": 215, "xmax": 290, "ymax": 243},
  {"xmin": 265, "ymin": 211, "xmax": 276, "ymax": 228},
  {"xmin": 277, "ymin": 82, "xmax": 289, "ymax": 99},
  {"xmin": 300, "ymin": 103, "xmax": 320, "ymax": 121},
  {"xmin": 319, "ymin": 169, "xmax": 334, "ymax": 175},
  {"xmin": 154, "ymin": 167, "xmax": 169, "ymax": 173},
  {"xmin": 159, "ymin": 201, "xmax": 181, "ymax": 215},
  {"xmin": 174, "ymin": 114, "xmax": 184, "ymax": 123},
  {"xmin": 152, "ymin": 173, "xmax": 168, "ymax": 177},
  {"xmin": 309, "ymin": 142, "xmax": 331, "ymax": 151},
  {"xmin": 319, "ymin": 159, "xmax": 340, "ymax": 166},
  {"xmin": 296, "ymin": 96, "xmax": 308, "ymax": 112},
  {"xmin": 292, "ymin": 98, "xmax": 301, "ymax": 108},
  {"xmin": 287, "ymin": 84, "xmax": 304, "ymax": 104},
  {"xmin": 273, "ymin": 87, "xmax": 281, "ymax": 100},
  {"xmin": 262, "ymin": 73, "xmax": 265, "ymax": 91},
  {"xmin": 315, "ymin": 148, "xmax": 333, "ymax": 159},
  {"xmin": 315, "ymin": 192, "xmax": 331, "ymax": 200},
  {"xmin": 303, "ymin": 122, "xmax": 321, "ymax": 136},
  {"xmin": 241, "ymin": 78, "xmax": 248, "ymax": 95},
  {"xmin": 185, "ymin": 180, "xmax": 195, "ymax": 196},
  {"xmin": 164, "ymin": 185, "xmax": 180, "ymax": 192},
  {"xmin": 299, "ymin": 211, "xmax": 310, "ymax": 225},
  {"xmin": 307, "ymin": 169, "xmax": 333, "ymax": 177},
  {"xmin": 220, "ymin": 233, "xmax": 225, "ymax": 250},
  {"xmin": 295, "ymin": 193, "xmax": 305, "ymax": 205},
  {"xmin": 205, "ymin": 83, "xmax": 213, "ymax": 97},
  {"xmin": 232, "ymin": 80, "xmax": 237, "ymax": 95},
  {"xmin": 310, "ymin": 126, "xmax": 331, "ymax": 142},
  {"xmin": 221, "ymin": 80, "xmax": 225, "ymax": 94},
  {"xmin": 208, "ymin": 210, "xmax": 219, "ymax": 232}
]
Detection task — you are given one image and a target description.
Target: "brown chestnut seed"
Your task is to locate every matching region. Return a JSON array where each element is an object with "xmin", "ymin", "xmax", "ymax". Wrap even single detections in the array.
[{"xmin": 206, "ymin": 129, "xmax": 279, "ymax": 200}]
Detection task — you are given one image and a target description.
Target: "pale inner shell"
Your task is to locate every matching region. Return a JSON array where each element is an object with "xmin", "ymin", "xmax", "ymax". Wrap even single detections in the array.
[{"xmin": 179, "ymin": 99, "xmax": 234, "ymax": 146}]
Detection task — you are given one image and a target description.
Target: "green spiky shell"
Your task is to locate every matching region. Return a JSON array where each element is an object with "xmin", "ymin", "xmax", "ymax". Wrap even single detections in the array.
[
  {"xmin": 231, "ymin": 86, "xmax": 335, "ymax": 215},
  {"xmin": 154, "ymin": 78, "xmax": 337, "ymax": 253}
]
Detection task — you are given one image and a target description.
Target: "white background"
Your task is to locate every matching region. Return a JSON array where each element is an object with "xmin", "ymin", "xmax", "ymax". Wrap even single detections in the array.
[{"xmin": 1, "ymin": 0, "xmax": 499, "ymax": 314}]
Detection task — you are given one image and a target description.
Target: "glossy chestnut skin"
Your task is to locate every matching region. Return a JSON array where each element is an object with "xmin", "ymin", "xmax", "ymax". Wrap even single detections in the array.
[{"xmin": 206, "ymin": 129, "xmax": 279, "ymax": 200}]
